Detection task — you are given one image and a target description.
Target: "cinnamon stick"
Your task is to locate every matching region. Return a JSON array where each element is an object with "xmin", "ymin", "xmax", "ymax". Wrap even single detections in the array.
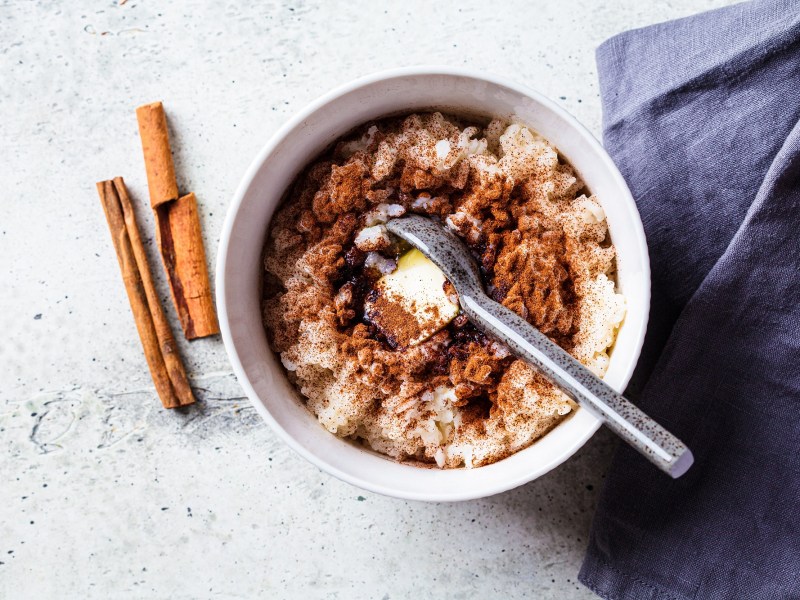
[
  {"xmin": 97, "ymin": 178, "xmax": 195, "ymax": 409},
  {"xmin": 135, "ymin": 102, "xmax": 179, "ymax": 208},
  {"xmin": 136, "ymin": 101, "xmax": 219, "ymax": 339},
  {"xmin": 156, "ymin": 193, "xmax": 220, "ymax": 339}
]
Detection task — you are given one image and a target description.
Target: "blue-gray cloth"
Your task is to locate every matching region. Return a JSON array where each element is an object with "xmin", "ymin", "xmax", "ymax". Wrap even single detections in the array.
[{"xmin": 579, "ymin": 1, "xmax": 800, "ymax": 598}]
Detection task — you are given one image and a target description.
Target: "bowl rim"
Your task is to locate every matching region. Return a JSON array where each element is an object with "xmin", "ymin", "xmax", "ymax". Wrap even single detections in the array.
[{"xmin": 216, "ymin": 65, "xmax": 651, "ymax": 501}]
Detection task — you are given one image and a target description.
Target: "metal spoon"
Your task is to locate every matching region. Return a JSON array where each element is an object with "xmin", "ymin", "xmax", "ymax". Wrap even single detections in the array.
[{"xmin": 387, "ymin": 215, "xmax": 693, "ymax": 478}]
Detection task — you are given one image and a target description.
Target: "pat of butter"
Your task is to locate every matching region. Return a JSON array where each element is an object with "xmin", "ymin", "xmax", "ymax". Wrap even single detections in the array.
[{"xmin": 364, "ymin": 248, "xmax": 459, "ymax": 348}]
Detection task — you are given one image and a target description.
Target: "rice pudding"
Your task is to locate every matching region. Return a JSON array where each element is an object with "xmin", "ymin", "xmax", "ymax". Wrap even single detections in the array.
[{"xmin": 261, "ymin": 112, "xmax": 625, "ymax": 468}]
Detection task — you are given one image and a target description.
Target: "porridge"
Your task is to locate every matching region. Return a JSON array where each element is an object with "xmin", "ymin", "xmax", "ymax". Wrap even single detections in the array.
[{"xmin": 262, "ymin": 112, "xmax": 625, "ymax": 468}]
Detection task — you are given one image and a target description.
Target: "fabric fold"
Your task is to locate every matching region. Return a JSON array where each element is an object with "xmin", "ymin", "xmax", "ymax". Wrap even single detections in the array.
[{"xmin": 580, "ymin": 1, "xmax": 800, "ymax": 598}]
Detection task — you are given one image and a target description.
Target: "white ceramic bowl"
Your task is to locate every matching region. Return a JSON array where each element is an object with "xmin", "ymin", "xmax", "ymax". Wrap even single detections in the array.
[{"xmin": 217, "ymin": 67, "xmax": 650, "ymax": 502}]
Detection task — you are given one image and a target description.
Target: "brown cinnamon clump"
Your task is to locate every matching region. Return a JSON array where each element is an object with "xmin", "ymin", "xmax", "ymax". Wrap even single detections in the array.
[
  {"xmin": 363, "ymin": 289, "xmax": 423, "ymax": 350},
  {"xmin": 491, "ymin": 228, "xmax": 576, "ymax": 349},
  {"xmin": 261, "ymin": 112, "xmax": 625, "ymax": 468}
]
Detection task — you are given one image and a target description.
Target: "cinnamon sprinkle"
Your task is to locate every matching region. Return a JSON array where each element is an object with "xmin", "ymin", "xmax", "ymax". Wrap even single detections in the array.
[
  {"xmin": 261, "ymin": 112, "xmax": 623, "ymax": 468},
  {"xmin": 364, "ymin": 289, "xmax": 423, "ymax": 350}
]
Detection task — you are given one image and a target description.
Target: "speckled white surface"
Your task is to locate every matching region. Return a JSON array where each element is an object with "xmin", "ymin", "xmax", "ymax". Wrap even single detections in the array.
[{"xmin": 1, "ymin": 1, "xmax": 735, "ymax": 598}]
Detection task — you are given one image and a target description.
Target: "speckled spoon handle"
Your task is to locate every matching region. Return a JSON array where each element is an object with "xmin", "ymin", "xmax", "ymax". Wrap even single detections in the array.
[{"xmin": 387, "ymin": 215, "xmax": 694, "ymax": 478}]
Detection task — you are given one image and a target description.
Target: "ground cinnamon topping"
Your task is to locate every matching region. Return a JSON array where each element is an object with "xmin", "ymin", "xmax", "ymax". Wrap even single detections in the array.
[
  {"xmin": 262, "ymin": 112, "xmax": 626, "ymax": 468},
  {"xmin": 364, "ymin": 288, "xmax": 423, "ymax": 349}
]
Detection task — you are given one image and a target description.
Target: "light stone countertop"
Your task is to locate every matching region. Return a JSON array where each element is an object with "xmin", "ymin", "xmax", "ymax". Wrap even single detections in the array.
[{"xmin": 1, "ymin": 1, "xmax": 735, "ymax": 598}]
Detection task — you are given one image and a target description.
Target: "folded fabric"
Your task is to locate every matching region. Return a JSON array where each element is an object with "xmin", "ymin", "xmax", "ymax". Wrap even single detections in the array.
[{"xmin": 579, "ymin": 1, "xmax": 800, "ymax": 598}]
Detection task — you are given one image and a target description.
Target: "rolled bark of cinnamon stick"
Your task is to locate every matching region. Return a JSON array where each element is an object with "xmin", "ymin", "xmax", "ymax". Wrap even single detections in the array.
[
  {"xmin": 156, "ymin": 193, "xmax": 220, "ymax": 339},
  {"xmin": 135, "ymin": 102, "xmax": 179, "ymax": 208},
  {"xmin": 136, "ymin": 101, "xmax": 219, "ymax": 339},
  {"xmin": 97, "ymin": 178, "xmax": 195, "ymax": 409}
]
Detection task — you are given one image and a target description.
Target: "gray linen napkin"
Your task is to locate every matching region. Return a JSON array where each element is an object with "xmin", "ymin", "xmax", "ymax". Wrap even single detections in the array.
[{"xmin": 579, "ymin": 1, "xmax": 800, "ymax": 598}]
